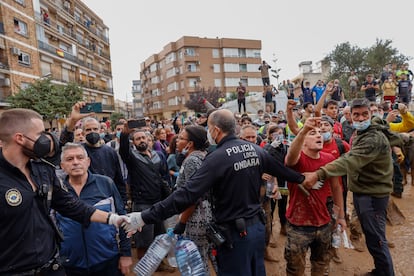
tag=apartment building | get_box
[131,79,143,118]
[0,0,114,119]
[140,36,263,120]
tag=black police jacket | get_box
[142,134,304,224]
[0,152,96,274]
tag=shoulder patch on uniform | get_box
[5,188,22,206]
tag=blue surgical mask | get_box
[116,131,121,139]
[353,119,371,131]
[322,132,332,142]
[99,133,105,139]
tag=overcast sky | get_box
[82,0,414,101]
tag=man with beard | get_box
[60,103,127,205]
[0,108,127,275]
[118,123,172,272]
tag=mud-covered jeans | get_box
[284,222,331,276]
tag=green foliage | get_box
[8,78,83,124]
[271,54,282,86]
[185,87,223,112]
[110,112,125,130]
[326,39,411,100]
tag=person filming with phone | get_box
[60,102,127,205]
[118,120,174,272]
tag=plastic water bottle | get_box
[332,225,342,248]
[266,181,275,197]
[133,228,176,275]
[175,238,206,276]
[167,236,178,268]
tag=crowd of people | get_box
[1,62,413,276]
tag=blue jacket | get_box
[56,173,131,269]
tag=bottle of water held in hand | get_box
[332,225,342,248]
[175,237,206,276]
[266,181,275,198]
[134,228,176,276]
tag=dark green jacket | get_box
[317,123,394,196]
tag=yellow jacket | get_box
[381,81,397,96]
[389,111,414,132]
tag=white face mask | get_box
[322,132,332,142]
[353,119,371,131]
[207,128,217,145]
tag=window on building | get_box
[86,58,92,69]
[188,78,198,88]
[225,78,243,87]
[14,19,28,36]
[166,52,176,64]
[40,61,51,76]
[20,82,30,89]
[184,48,195,56]
[212,49,220,58]
[151,76,160,84]
[36,24,46,42]
[223,48,238,57]
[213,64,220,73]
[247,49,261,58]
[18,51,30,65]
[239,64,247,72]
[238,48,246,58]
[247,64,259,72]
[57,24,65,35]
[187,63,197,72]
[150,63,158,72]
[224,63,239,72]
[62,67,69,82]
[248,78,263,86]
[214,79,222,87]
[74,11,81,22]
[240,77,248,86]
[167,82,178,92]
[153,101,161,109]
[15,0,24,5]
[76,32,83,44]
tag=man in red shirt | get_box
[320,116,350,264]
[284,117,346,275]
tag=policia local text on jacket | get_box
[142,134,305,225]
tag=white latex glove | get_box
[123,212,145,238]
[271,139,281,148]
[312,181,324,190]
[108,214,130,228]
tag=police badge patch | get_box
[5,189,22,206]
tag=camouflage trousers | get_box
[284,222,331,276]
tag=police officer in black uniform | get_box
[0,108,126,275]
[124,109,306,276]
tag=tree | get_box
[8,78,83,127]
[185,87,223,112]
[110,112,125,130]
[325,39,411,100]
[271,53,282,86]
